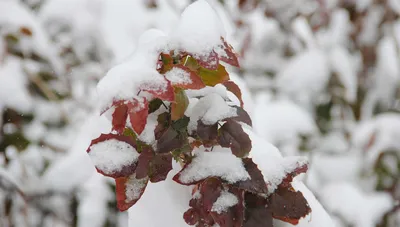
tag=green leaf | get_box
[198,63,229,86]
[171,88,189,121]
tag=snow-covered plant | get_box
[86,1,312,226]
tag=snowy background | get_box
[0,0,399,227]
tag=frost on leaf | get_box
[165,65,205,89]
[218,119,252,157]
[173,146,250,185]
[194,50,219,70]
[87,134,139,178]
[115,174,149,211]
[217,37,240,67]
[127,98,149,135]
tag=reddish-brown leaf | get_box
[193,50,219,70]
[278,162,308,189]
[223,81,244,107]
[135,147,154,179]
[149,153,173,182]
[183,208,199,225]
[210,187,245,227]
[268,187,311,225]
[234,158,268,194]
[156,127,186,153]
[228,106,252,126]
[19,26,33,36]
[219,37,240,67]
[127,99,149,135]
[218,119,252,157]
[167,65,206,90]
[243,192,273,227]
[115,174,149,211]
[200,177,223,212]
[112,104,128,134]
[87,133,138,178]
[196,120,218,146]
[171,88,189,121]
[140,79,175,102]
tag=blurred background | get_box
[0,0,399,226]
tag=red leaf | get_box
[149,153,173,182]
[193,50,219,70]
[115,174,149,211]
[228,106,252,127]
[87,134,138,178]
[183,208,199,225]
[135,147,154,179]
[139,78,175,102]
[210,187,245,227]
[268,187,311,225]
[219,37,240,67]
[166,65,205,90]
[200,177,223,212]
[218,119,252,157]
[234,158,268,194]
[223,81,244,107]
[243,193,273,227]
[112,104,128,134]
[127,99,149,135]
[278,162,308,189]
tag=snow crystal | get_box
[165,67,192,85]
[187,93,237,132]
[125,175,148,201]
[171,0,225,55]
[211,190,238,214]
[88,139,139,175]
[177,146,250,184]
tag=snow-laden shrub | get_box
[86,1,314,226]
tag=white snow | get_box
[275,49,330,105]
[320,183,393,227]
[165,67,192,85]
[88,139,139,175]
[96,30,169,112]
[171,0,226,56]
[0,57,33,113]
[177,146,250,184]
[211,190,238,214]
[187,93,237,132]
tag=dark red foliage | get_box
[218,119,252,157]
[223,81,244,107]
[87,34,312,226]
[234,158,268,194]
[269,187,311,225]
